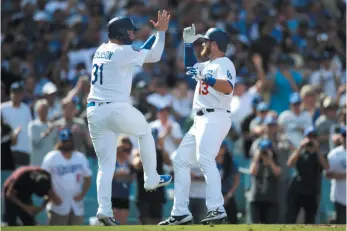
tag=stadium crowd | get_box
[1,0,346,226]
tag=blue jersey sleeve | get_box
[184,43,197,68]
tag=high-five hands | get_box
[183,24,204,43]
[150,10,171,31]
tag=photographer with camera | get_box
[249,139,281,224]
[286,126,329,224]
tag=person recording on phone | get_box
[249,139,281,224]
[286,126,329,224]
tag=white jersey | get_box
[327,145,346,205]
[192,57,236,111]
[41,150,92,216]
[88,43,149,103]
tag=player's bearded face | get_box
[201,40,212,57]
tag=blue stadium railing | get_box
[1,155,334,225]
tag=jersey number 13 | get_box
[92,64,104,85]
[198,81,209,95]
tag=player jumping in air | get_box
[87,11,172,226]
[159,24,236,225]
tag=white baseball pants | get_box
[87,102,160,217]
[171,110,231,216]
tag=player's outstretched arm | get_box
[142,10,170,63]
[183,24,202,67]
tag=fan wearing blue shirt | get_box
[268,54,303,114]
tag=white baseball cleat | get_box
[158,214,193,225]
[145,175,172,191]
[96,214,120,226]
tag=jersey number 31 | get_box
[92,64,104,85]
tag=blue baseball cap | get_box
[10,81,24,92]
[264,116,277,125]
[258,139,272,151]
[304,126,317,137]
[59,129,73,141]
[257,102,269,112]
[289,92,301,104]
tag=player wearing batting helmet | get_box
[107,16,139,45]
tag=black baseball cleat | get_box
[158,214,193,225]
[201,208,227,225]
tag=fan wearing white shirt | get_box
[41,129,92,225]
[326,127,346,224]
[1,82,32,166]
[150,106,183,158]
[278,92,312,148]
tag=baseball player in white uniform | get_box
[86,12,172,226]
[159,25,236,225]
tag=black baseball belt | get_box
[196,108,231,116]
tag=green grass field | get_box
[2,225,346,231]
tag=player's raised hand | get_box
[150,10,171,31]
[183,24,204,43]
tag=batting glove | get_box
[186,67,216,87]
[186,67,203,81]
[183,24,204,44]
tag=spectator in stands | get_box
[28,99,57,166]
[278,92,312,148]
[52,97,92,155]
[300,85,320,124]
[216,141,240,224]
[189,163,206,224]
[1,114,20,170]
[251,116,294,223]
[326,126,346,224]
[41,82,62,121]
[249,139,281,224]
[267,55,303,114]
[41,129,92,226]
[150,105,183,158]
[1,82,32,166]
[132,128,171,224]
[286,126,329,224]
[241,94,263,158]
[3,166,61,226]
[171,80,193,127]
[309,51,342,100]
[249,102,269,138]
[111,136,134,224]
[230,77,260,133]
[330,107,346,149]
[315,97,339,156]
[146,78,173,109]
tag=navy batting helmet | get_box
[201,28,230,52]
[107,16,138,45]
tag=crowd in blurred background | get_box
[1,0,346,226]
